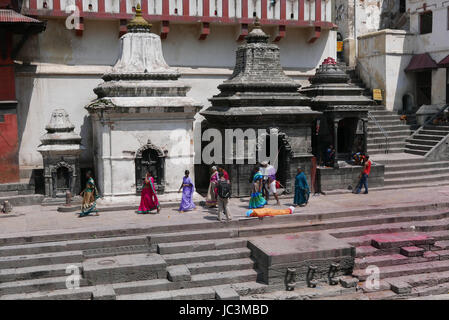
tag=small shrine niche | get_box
[37,109,83,204]
[135,140,167,194]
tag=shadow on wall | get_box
[80,114,93,168]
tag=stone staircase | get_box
[367,107,412,155]
[2,200,449,299]
[405,124,449,156]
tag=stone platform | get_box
[248,232,355,285]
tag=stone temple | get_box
[200,19,321,196]
[85,6,202,197]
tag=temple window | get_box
[420,11,432,35]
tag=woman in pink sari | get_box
[138,171,160,214]
[205,166,219,208]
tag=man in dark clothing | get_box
[217,172,232,222]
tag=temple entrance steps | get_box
[370,153,449,190]
[367,107,412,155]
[2,202,449,299]
[404,124,449,156]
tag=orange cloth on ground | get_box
[248,207,292,217]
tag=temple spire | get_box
[127,3,152,33]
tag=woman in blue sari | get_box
[294,167,310,207]
[249,167,267,209]
[178,170,196,213]
[79,171,100,217]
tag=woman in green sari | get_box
[294,167,310,207]
[79,171,100,217]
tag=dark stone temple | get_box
[200,20,321,196]
[37,109,83,204]
[300,58,384,192]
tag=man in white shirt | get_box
[260,161,281,206]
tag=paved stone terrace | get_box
[1,186,449,237]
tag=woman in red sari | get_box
[138,171,160,214]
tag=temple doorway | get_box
[135,141,166,194]
[336,118,358,158]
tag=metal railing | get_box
[368,111,390,154]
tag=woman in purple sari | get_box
[178,170,196,213]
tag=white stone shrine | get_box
[86,5,201,197]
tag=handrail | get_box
[368,111,390,154]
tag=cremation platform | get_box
[248,232,355,285]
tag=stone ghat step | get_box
[384,160,449,172]
[0,250,83,269]
[354,251,440,270]
[157,238,247,255]
[326,209,449,237]
[0,235,149,257]
[2,201,449,249]
[384,173,449,186]
[353,259,449,281]
[0,287,95,300]
[408,283,449,298]
[240,282,357,300]
[0,263,83,282]
[370,180,449,193]
[113,269,258,297]
[384,269,449,289]
[385,167,449,179]
[434,240,449,250]
[186,258,255,275]
[116,270,258,300]
[341,230,449,247]
[149,229,238,244]
[161,248,251,265]
[0,276,88,296]
[408,293,449,300]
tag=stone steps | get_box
[0,286,95,300]
[353,259,449,281]
[405,143,432,152]
[0,276,88,296]
[413,134,443,141]
[404,149,427,156]
[0,235,149,257]
[384,173,449,186]
[384,160,449,172]
[157,238,247,254]
[186,258,255,275]
[369,148,405,155]
[385,167,449,179]
[0,263,83,282]
[406,138,439,146]
[367,142,406,150]
[354,251,440,270]
[0,251,83,269]
[116,269,258,300]
[149,229,237,244]
[161,248,251,265]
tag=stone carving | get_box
[37,109,83,203]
